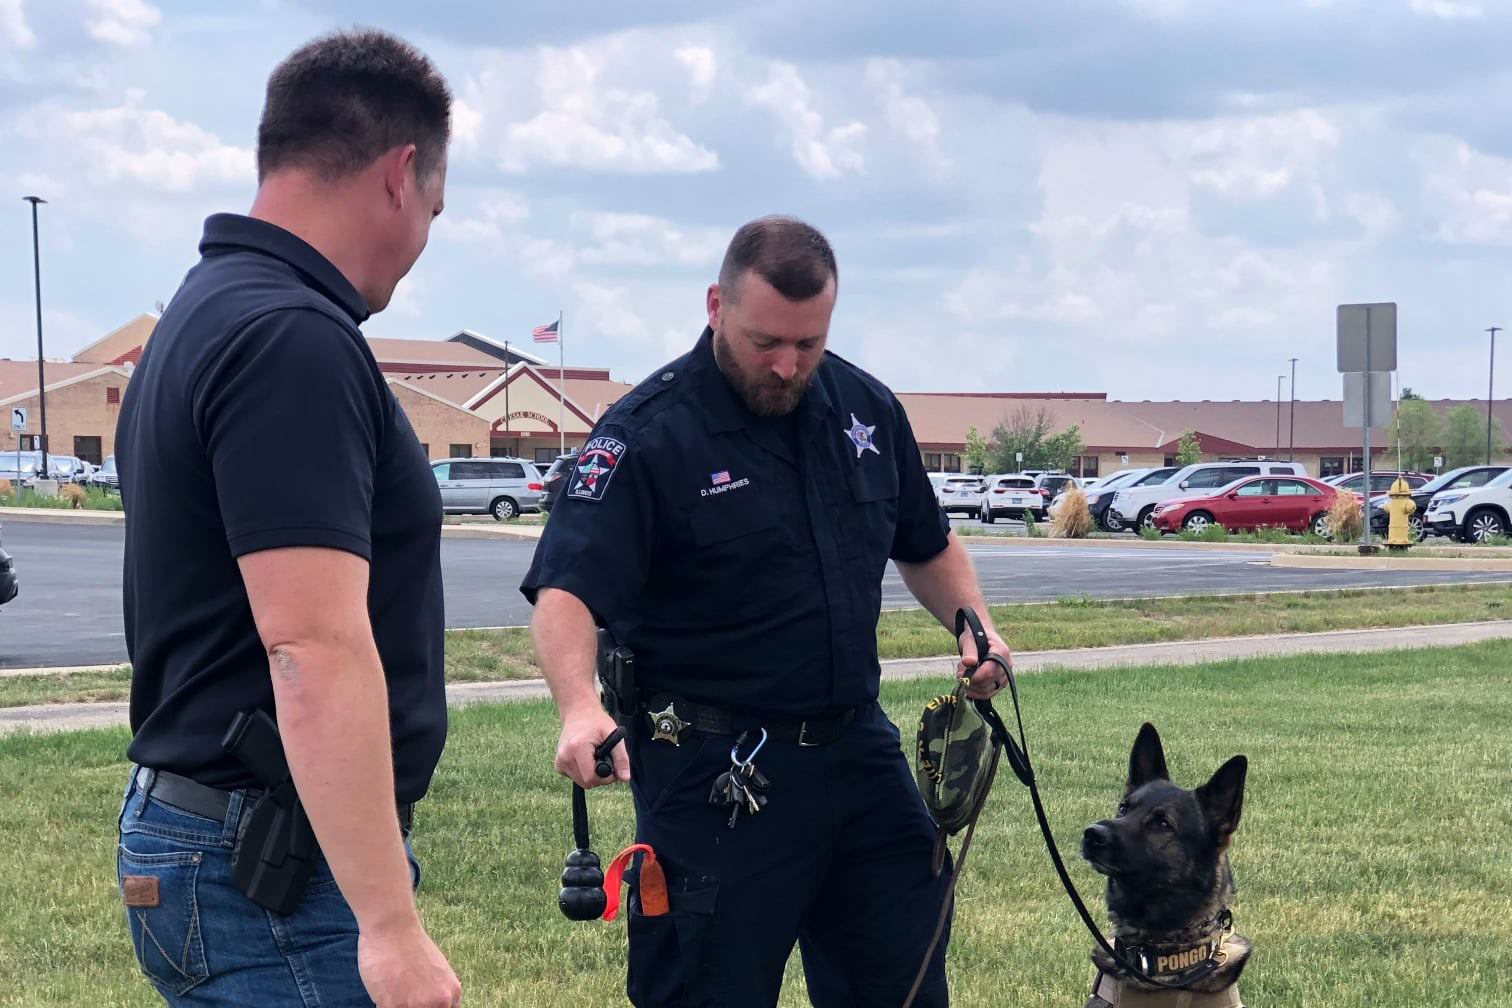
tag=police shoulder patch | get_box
[568,435,628,503]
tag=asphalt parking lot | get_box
[2,518,1508,669]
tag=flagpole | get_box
[557,310,565,456]
[503,338,511,456]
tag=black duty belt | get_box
[640,693,857,747]
[141,768,416,834]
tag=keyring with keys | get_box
[710,728,772,828]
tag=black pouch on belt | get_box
[222,709,319,916]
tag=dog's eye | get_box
[1150,812,1173,831]
[1116,802,1129,816]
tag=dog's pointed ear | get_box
[1125,722,1170,795]
[1196,755,1247,850]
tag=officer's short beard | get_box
[713,329,813,417]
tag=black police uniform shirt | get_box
[117,214,447,803]
[520,327,950,719]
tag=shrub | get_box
[60,484,86,509]
[1139,525,1162,540]
[1023,514,1042,538]
[1050,486,1093,539]
[1328,492,1363,544]
[0,478,12,500]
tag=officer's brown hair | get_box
[257,29,451,185]
[718,216,838,303]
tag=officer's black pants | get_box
[624,701,951,1007]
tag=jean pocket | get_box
[627,881,719,1007]
[117,843,209,997]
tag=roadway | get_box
[2,518,1506,669]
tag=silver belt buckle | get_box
[798,721,816,747]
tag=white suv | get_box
[936,474,986,516]
[1423,470,1512,543]
[1110,460,1307,530]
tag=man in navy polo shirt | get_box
[114,30,460,1007]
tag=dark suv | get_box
[1367,465,1508,541]
[539,453,578,513]
[0,521,18,609]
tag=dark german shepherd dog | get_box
[1079,724,1251,1007]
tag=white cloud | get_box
[1409,0,1482,19]
[1179,110,1340,200]
[386,275,427,319]
[499,47,718,174]
[451,97,482,151]
[866,60,950,177]
[675,45,716,100]
[435,191,531,244]
[1427,142,1512,245]
[87,0,163,48]
[572,212,725,267]
[747,62,867,180]
[0,0,34,49]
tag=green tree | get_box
[1394,398,1441,473]
[988,406,1053,473]
[1400,387,1423,401]
[1442,404,1505,468]
[1175,430,1202,466]
[1042,424,1084,472]
[962,426,989,476]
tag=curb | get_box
[1273,553,1512,573]
[954,533,1286,553]
[0,507,124,526]
[8,620,1512,736]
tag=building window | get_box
[449,443,473,458]
[923,452,942,471]
[105,386,121,405]
[74,436,102,466]
[1320,456,1344,478]
[1070,455,1100,478]
[535,448,559,465]
[418,443,429,459]
[943,453,962,472]
[1164,454,1178,467]
[1348,455,1365,473]
[19,435,47,452]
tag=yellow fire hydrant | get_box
[1384,477,1417,551]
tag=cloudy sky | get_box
[1,0,1509,402]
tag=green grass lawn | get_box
[2,642,1509,1006]
[6,583,1512,709]
[0,486,123,511]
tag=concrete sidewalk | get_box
[4,619,1509,736]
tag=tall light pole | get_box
[1275,376,1284,457]
[1288,357,1298,462]
[1489,326,1502,466]
[23,196,48,481]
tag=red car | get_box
[1151,476,1341,536]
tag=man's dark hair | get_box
[718,216,838,302]
[257,29,451,185]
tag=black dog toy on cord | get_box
[558,728,626,921]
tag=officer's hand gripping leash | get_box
[558,728,626,921]
[902,608,1202,1008]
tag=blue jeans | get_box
[116,767,420,1006]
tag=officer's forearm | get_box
[896,532,998,636]
[271,637,418,937]
[532,587,602,722]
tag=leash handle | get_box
[570,727,628,854]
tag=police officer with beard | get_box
[522,216,1011,1007]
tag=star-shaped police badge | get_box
[844,413,880,458]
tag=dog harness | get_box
[1090,971,1243,1007]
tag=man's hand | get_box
[956,625,1013,701]
[556,708,630,789]
[358,921,461,1007]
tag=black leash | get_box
[902,610,1203,1007]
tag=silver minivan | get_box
[431,457,544,521]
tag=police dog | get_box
[1078,723,1251,1007]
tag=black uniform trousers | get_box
[623,702,951,1007]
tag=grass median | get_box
[5,582,1512,709]
[2,641,1509,1006]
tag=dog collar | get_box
[1113,908,1234,987]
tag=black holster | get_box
[596,628,637,726]
[222,710,318,916]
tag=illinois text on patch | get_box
[569,436,628,502]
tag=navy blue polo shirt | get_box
[117,214,447,803]
[520,327,949,719]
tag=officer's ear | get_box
[706,283,723,330]
[380,144,419,210]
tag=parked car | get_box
[0,520,16,609]
[1330,470,1430,500]
[0,450,41,486]
[91,455,119,490]
[1367,465,1509,541]
[936,474,986,516]
[1110,460,1307,531]
[431,457,545,520]
[1057,467,1178,532]
[977,474,1041,523]
[1151,475,1341,536]
[1033,473,1077,514]
[538,452,577,513]
[1423,468,1512,543]
[45,455,86,484]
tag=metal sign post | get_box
[1338,303,1398,554]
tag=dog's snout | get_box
[1083,822,1113,850]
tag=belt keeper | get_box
[601,843,668,921]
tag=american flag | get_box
[531,320,559,343]
[711,470,731,486]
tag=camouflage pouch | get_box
[915,679,996,836]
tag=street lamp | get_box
[1489,326,1502,466]
[1288,357,1298,462]
[23,196,48,481]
